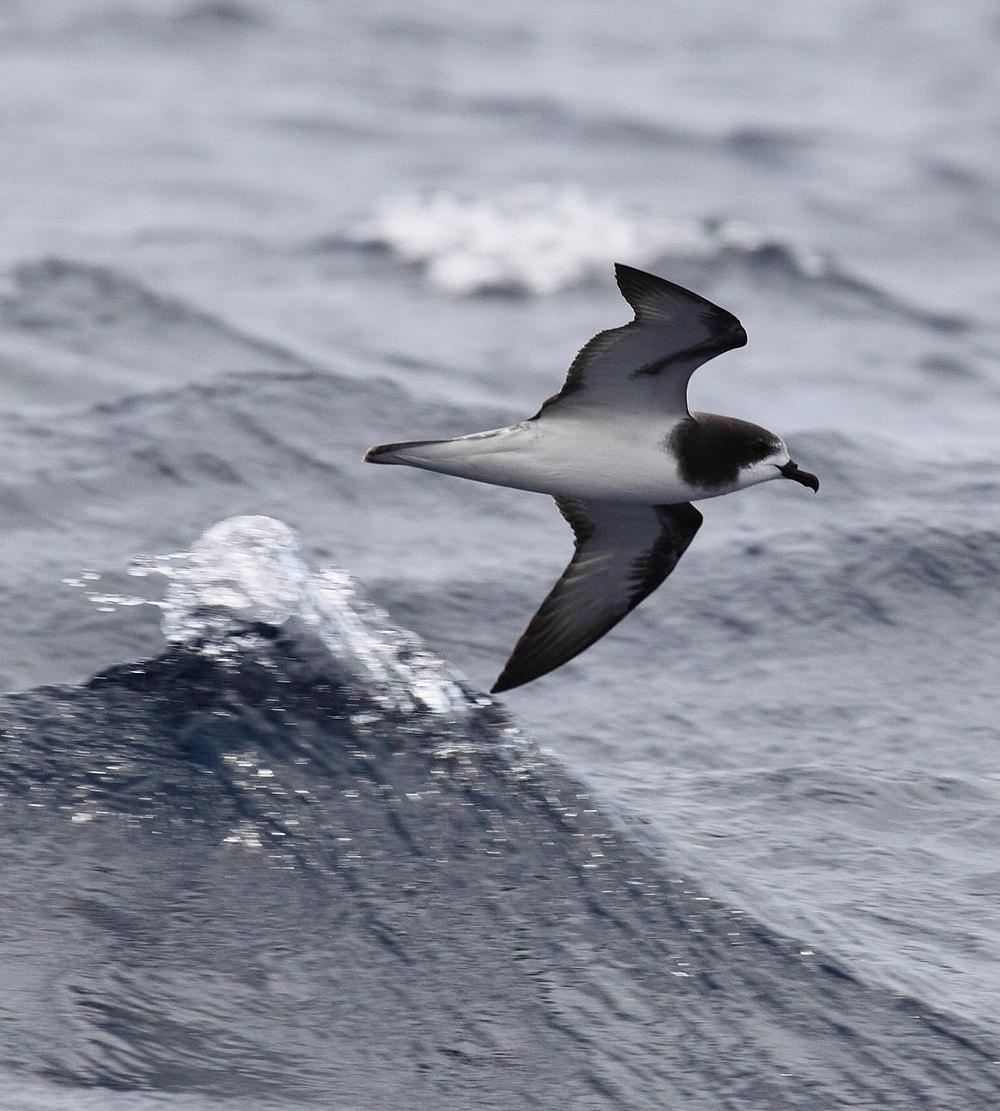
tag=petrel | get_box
[366,263,818,693]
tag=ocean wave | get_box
[154,515,480,719]
[680,516,1000,646]
[170,0,262,29]
[0,1,265,43]
[1,516,997,1105]
[414,87,812,163]
[673,763,999,810]
[349,186,821,296]
[350,187,969,331]
[455,93,697,149]
[0,257,318,376]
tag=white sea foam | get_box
[353,186,827,295]
[110,516,477,718]
[167,516,475,716]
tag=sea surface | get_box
[1,1,999,1106]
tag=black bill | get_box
[778,460,819,492]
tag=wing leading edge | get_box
[491,497,703,693]
[534,263,747,420]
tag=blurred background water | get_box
[1,1,999,1104]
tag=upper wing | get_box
[534,263,746,420]
[491,497,703,693]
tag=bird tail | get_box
[363,438,448,466]
[365,425,520,482]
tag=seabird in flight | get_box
[365,263,818,693]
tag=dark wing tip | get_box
[612,262,746,342]
[613,261,654,291]
[613,262,662,316]
[488,650,567,696]
[364,437,442,463]
[490,645,560,694]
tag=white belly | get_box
[394,419,704,503]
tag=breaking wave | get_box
[151,515,479,718]
[350,186,827,295]
[349,187,969,330]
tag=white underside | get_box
[383,417,770,503]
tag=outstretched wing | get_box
[491,498,703,693]
[534,263,746,420]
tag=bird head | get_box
[740,431,819,492]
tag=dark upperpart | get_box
[670,413,782,489]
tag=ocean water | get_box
[1,1,999,1105]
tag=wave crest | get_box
[142,516,480,719]
[351,186,827,296]
[350,188,968,331]
[1,257,316,373]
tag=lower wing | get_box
[492,498,703,693]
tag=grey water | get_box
[1,1,999,1105]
